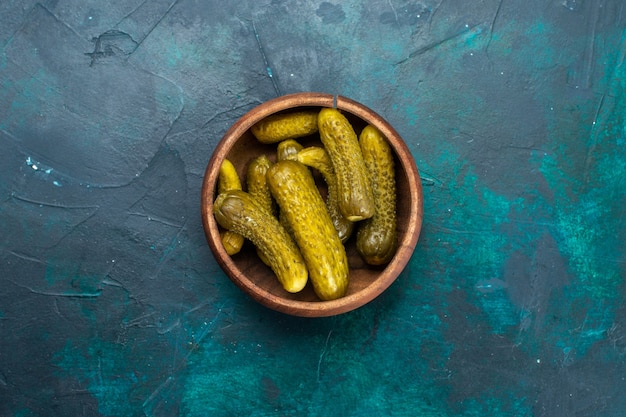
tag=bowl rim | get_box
[201,92,423,317]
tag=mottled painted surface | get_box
[1,0,625,416]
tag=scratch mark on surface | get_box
[428,0,447,28]
[114,0,150,28]
[10,193,100,210]
[485,0,504,54]
[503,144,552,154]
[250,19,281,96]
[421,177,436,186]
[44,209,100,251]
[317,330,333,383]
[161,102,257,146]
[387,0,399,25]
[143,305,226,414]
[0,127,19,142]
[122,312,157,329]
[9,251,45,265]
[395,23,481,65]
[142,376,174,411]
[52,298,82,325]
[185,300,210,314]
[55,389,93,399]
[582,0,601,89]
[583,93,606,184]
[8,194,101,248]
[7,279,102,298]
[53,298,64,319]
[35,3,84,41]
[1,2,44,49]
[153,219,188,277]
[129,0,182,56]
[96,354,104,388]
[101,277,124,288]
[201,101,262,129]
[147,71,186,127]
[186,304,224,355]
[418,170,446,187]
[607,323,626,352]
[425,221,498,235]
[128,212,184,228]
[157,319,181,335]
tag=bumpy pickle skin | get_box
[251,111,319,144]
[246,154,276,265]
[317,108,375,221]
[218,159,242,193]
[246,154,275,216]
[218,159,245,255]
[291,146,354,243]
[356,125,398,265]
[267,160,349,301]
[275,140,305,237]
[213,190,308,293]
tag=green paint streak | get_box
[155,21,242,72]
[447,169,512,275]
[11,409,38,417]
[182,305,452,416]
[506,24,626,363]
[538,44,626,301]
[54,340,137,417]
[43,260,103,298]
[167,42,183,68]
[397,12,625,411]
[492,18,581,73]
[553,201,622,300]
[0,50,7,71]
[416,140,520,335]
[462,391,532,417]
[1,68,58,128]
[159,233,180,263]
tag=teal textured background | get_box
[1,0,625,416]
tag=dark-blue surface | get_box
[1,1,625,416]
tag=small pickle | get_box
[277,139,304,161]
[251,111,319,144]
[267,160,349,301]
[218,159,242,193]
[218,159,244,255]
[318,108,375,221]
[356,125,398,265]
[213,190,308,293]
[246,154,275,216]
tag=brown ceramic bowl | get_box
[201,92,423,317]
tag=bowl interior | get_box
[201,93,422,317]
